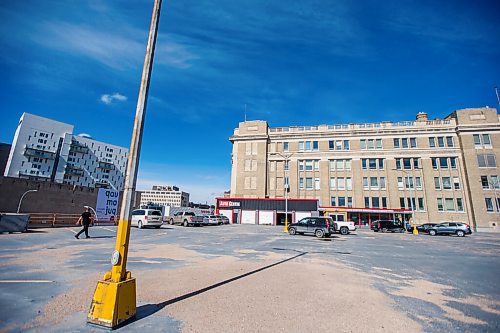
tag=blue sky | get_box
[1,0,499,203]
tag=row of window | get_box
[280,133,492,153]
[434,177,461,190]
[481,175,500,189]
[437,198,464,212]
[485,198,500,212]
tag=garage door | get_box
[241,210,256,224]
[219,210,232,224]
[294,211,312,223]
[258,211,274,225]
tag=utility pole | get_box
[87,0,162,328]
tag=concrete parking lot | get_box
[0,224,499,332]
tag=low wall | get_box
[0,176,140,215]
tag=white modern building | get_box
[139,185,190,208]
[4,113,129,190]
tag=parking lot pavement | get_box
[0,225,499,332]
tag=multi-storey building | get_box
[4,113,128,190]
[229,107,500,232]
[139,185,190,208]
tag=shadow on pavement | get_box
[133,251,308,323]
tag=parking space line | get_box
[99,226,116,233]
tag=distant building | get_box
[229,107,500,232]
[0,143,11,176]
[4,113,128,190]
[139,185,190,208]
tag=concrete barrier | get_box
[0,213,30,233]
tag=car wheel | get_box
[340,227,349,235]
[289,228,296,235]
[138,221,143,229]
[169,219,174,225]
[315,229,325,238]
[155,225,161,229]
[456,230,465,237]
[429,230,437,236]
[183,220,189,227]
[381,228,387,233]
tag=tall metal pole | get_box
[112,0,162,283]
[88,1,162,328]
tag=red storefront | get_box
[319,206,412,229]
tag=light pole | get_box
[276,152,293,233]
[88,0,162,328]
[17,190,37,213]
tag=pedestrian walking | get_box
[75,207,93,239]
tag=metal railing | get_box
[27,213,117,228]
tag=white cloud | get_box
[100,93,127,105]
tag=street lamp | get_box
[276,152,293,233]
[17,190,37,213]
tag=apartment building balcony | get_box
[69,141,89,154]
[95,179,111,188]
[23,146,56,159]
[64,165,84,176]
[98,160,114,170]
[18,170,51,181]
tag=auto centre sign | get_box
[96,188,120,220]
[218,200,241,208]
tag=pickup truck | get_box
[332,221,356,235]
[168,211,204,227]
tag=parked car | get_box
[288,217,332,238]
[371,220,405,233]
[169,211,204,227]
[216,215,230,225]
[406,223,438,233]
[203,215,220,226]
[332,220,356,235]
[428,222,472,237]
[131,209,163,229]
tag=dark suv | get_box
[371,220,405,233]
[428,222,472,237]
[288,217,332,238]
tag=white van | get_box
[131,209,163,229]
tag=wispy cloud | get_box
[100,93,127,105]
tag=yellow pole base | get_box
[284,219,288,233]
[412,226,419,235]
[87,276,136,329]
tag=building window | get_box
[362,158,384,170]
[400,197,406,209]
[485,198,494,212]
[446,136,454,147]
[360,138,383,150]
[418,198,425,211]
[338,197,346,206]
[429,137,436,148]
[453,177,460,190]
[330,159,351,171]
[372,197,380,208]
[456,198,464,212]
[305,177,313,189]
[445,198,455,211]
[393,138,400,148]
[283,142,289,152]
[331,196,336,206]
[477,154,496,168]
[347,197,353,207]
[437,198,443,211]
[474,134,491,147]
[364,197,370,208]
[382,197,387,208]
[442,177,452,190]
[394,137,417,149]
[434,177,441,190]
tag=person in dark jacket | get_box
[75,207,93,239]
